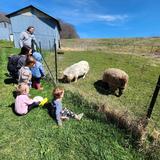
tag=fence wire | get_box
[41,39,160,128]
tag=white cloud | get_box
[57,10,129,26]
[48,1,129,26]
[93,14,128,22]
[72,0,89,6]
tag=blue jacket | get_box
[31,52,45,78]
[51,99,62,125]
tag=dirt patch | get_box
[61,47,85,51]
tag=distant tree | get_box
[59,19,79,39]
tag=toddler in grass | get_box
[31,52,45,90]
[51,87,84,126]
[18,56,35,87]
[15,83,47,115]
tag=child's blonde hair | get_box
[16,83,29,95]
[53,87,64,99]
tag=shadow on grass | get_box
[4,78,17,84]
[12,91,17,99]
[84,111,107,124]
[94,80,113,95]
[58,75,85,84]
[94,80,122,97]
[64,91,107,122]
[8,102,52,117]
[64,90,149,145]
[4,73,18,84]
[43,102,57,123]
[8,102,21,116]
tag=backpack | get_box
[7,55,21,79]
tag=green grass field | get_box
[47,50,160,128]
[0,40,160,159]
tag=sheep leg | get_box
[118,88,124,96]
[82,74,86,79]
[61,75,65,82]
[74,76,78,83]
[110,85,117,95]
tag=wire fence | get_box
[61,39,160,57]
[41,39,160,129]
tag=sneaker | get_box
[58,121,62,127]
[39,98,48,106]
[76,113,84,120]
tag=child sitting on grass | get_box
[51,87,84,126]
[15,83,47,115]
[18,56,36,87]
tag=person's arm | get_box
[17,56,26,69]
[24,95,35,105]
[53,101,62,126]
[39,64,45,77]
[32,35,37,43]
[31,35,38,50]
[19,32,25,48]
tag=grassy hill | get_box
[0,39,160,159]
[61,38,160,58]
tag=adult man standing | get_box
[19,26,37,50]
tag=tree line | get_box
[59,19,79,39]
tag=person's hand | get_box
[61,116,69,121]
[41,75,46,79]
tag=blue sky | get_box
[0,0,160,38]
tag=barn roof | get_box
[6,5,61,31]
[0,13,10,23]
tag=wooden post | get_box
[39,41,56,85]
[146,75,160,118]
[54,39,58,83]
[150,46,154,54]
[49,40,52,53]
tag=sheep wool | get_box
[102,68,128,96]
[63,61,89,82]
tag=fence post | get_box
[54,39,58,83]
[49,40,52,53]
[39,41,56,85]
[146,75,160,118]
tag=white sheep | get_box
[62,61,89,82]
[102,68,128,96]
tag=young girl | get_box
[15,83,40,115]
[51,87,84,126]
[31,52,45,90]
[18,56,35,87]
